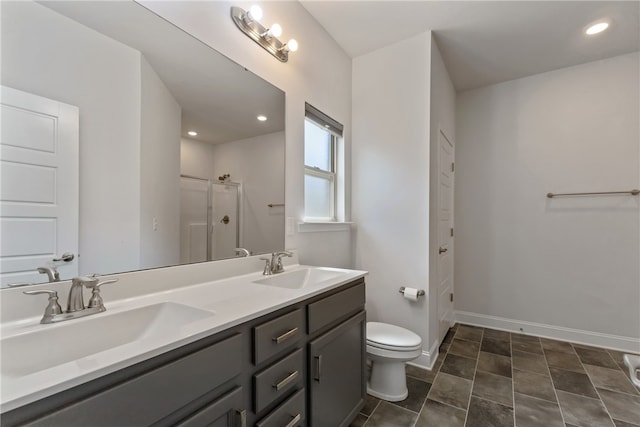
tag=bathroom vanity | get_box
[0,260,367,427]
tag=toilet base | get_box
[366,359,409,402]
[366,383,408,402]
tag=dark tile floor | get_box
[350,323,640,427]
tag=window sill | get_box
[298,221,354,233]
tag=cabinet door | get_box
[174,386,245,427]
[19,334,243,427]
[308,311,366,427]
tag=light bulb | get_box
[287,39,298,52]
[248,5,263,22]
[257,115,267,122]
[585,21,609,35]
[188,131,198,137]
[270,23,282,38]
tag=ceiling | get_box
[42,1,285,144]
[299,1,640,91]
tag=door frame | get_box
[436,127,455,343]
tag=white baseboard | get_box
[455,310,640,353]
[408,340,440,371]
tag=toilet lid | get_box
[367,322,422,349]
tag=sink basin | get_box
[1,302,214,378]
[253,267,346,289]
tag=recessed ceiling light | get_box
[585,21,610,36]
[188,131,198,136]
[257,115,267,122]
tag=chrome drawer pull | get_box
[273,370,299,391]
[314,355,322,382]
[236,409,247,427]
[272,327,299,344]
[285,413,302,427]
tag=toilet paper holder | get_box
[399,287,425,298]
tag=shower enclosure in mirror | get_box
[0,0,285,287]
[179,176,241,263]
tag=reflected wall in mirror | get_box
[0,0,285,288]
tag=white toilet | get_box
[366,322,422,401]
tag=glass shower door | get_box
[210,182,240,260]
[179,177,210,264]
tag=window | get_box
[304,103,343,221]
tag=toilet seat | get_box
[367,322,422,351]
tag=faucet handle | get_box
[85,278,119,289]
[85,279,118,309]
[259,257,272,275]
[23,290,63,319]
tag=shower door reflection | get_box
[179,176,240,263]
[211,182,240,260]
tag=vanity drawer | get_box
[175,386,244,427]
[22,333,243,427]
[254,348,304,413]
[253,309,304,365]
[307,281,365,334]
[256,388,306,427]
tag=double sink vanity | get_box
[0,254,367,426]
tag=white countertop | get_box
[0,263,367,413]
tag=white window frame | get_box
[304,125,337,221]
[303,103,343,222]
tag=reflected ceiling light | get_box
[231,5,299,62]
[257,115,267,122]
[188,131,198,136]
[585,20,610,35]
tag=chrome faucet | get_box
[270,251,293,274]
[67,276,97,312]
[24,275,118,324]
[260,251,293,275]
[235,247,251,257]
[37,266,60,282]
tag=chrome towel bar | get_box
[547,189,639,198]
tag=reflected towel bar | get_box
[547,189,640,198]
[268,203,285,207]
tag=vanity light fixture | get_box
[257,115,267,122]
[187,131,198,137]
[231,5,298,62]
[585,20,610,35]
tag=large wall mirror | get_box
[0,1,285,287]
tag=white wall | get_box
[180,132,286,256]
[180,138,216,181]
[1,1,142,275]
[139,1,353,267]
[352,33,433,367]
[455,52,640,351]
[428,39,456,356]
[140,57,182,269]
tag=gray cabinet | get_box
[4,279,366,427]
[16,333,245,427]
[308,311,366,427]
[175,386,245,427]
[255,389,305,427]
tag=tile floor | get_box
[350,323,640,427]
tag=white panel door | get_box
[0,86,79,286]
[437,130,455,343]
